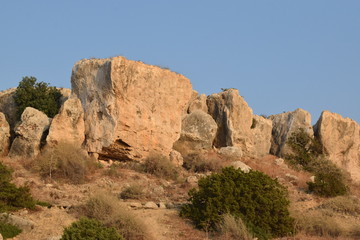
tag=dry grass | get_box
[140,153,180,181]
[78,192,153,240]
[317,195,360,216]
[183,152,225,173]
[216,214,253,240]
[119,184,144,200]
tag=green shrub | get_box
[0,162,36,213]
[60,217,123,240]
[0,221,22,239]
[180,167,294,240]
[14,76,62,118]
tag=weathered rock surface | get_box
[46,97,85,147]
[0,88,17,131]
[269,108,313,157]
[173,110,217,153]
[229,161,251,173]
[250,115,272,157]
[188,91,208,113]
[314,110,360,182]
[0,213,35,231]
[169,150,183,167]
[9,107,50,158]
[207,89,254,154]
[71,56,192,161]
[0,112,10,156]
[218,146,243,158]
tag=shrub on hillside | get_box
[141,153,180,181]
[183,153,224,173]
[60,217,123,240]
[0,162,36,213]
[0,221,22,239]
[14,76,62,118]
[180,167,294,240]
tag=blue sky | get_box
[1,1,359,124]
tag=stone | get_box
[275,158,284,166]
[46,97,85,147]
[158,202,167,209]
[0,213,35,231]
[0,112,10,156]
[128,202,142,208]
[269,108,313,157]
[0,233,2,240]
[173,110,217,153]
[144,201,158,209]
[169,150,183,167]
[186,175,198,184]
[285,173,298,181]
[250,115,272,157]
[9,107,50,158]
[218,146,243,158]
[229,161,251,173]
[0,88,17,131]
[71,56,192,161]
[207,89,254,155]
[314,110,360,182]
[188,91,208,113]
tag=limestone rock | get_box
[229,161,251,173]
[144,201,158,209]
[0,112,10,156]
[218,146,243,158]
[314,110,360,182]
[173,110,217,153]
[0,88,17,131]
[207,89,254,154]
[250,115,272,157]
[9,107,50,158]
[0,233,2,240]
[188,91,208,113]
[269,108,313,157]
[46,97,85,147]
[0,213,35,231]
[169,150,183,167]
[71,56,192,161]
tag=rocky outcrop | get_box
[9,107,50,158]
[0,112,10,156]
[169,150,183,167]
[71,56,192,161]
[314,110,360,182]
[269,108,313,157]
[0,88,17,131]
[46,97,85,147]
[218,146,243,158]
[173,110,217,153]
[188,91,208,113]
[250,115,272,157]
[207,89,254,154]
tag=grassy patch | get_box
[0,221,22,239]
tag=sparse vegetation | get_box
[140,153,180,181]
[33,143,98,184]
[217,214,253,240]
[183,153,224,173]
[60,217,123,240]
[14,76,62,118]
[0,221,22,239]
[119,184,144,200]
[180,167,294,240]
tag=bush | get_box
[0,162,36,213]
[180,167,294,240]
[183,154,224,173]
[119,185,144,200]
[0,221,22,239]
[14,76,62,118]
[61,217,123,240]
[141,153,180,180]
[34,143,97,184]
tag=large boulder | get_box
[250,115,272,157]
[269,108,313,157]
[9,107,50,158]
[46,97,85,147]
[71,56,193,161]
[207,89,254,154]
[314,110,360,182]
[0,112,10,156]
[173,110,217,153]
[0,88,17,131]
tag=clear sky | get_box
[1,1,359,124]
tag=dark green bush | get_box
[14,76,62,118]
[0,221,22,239]
[0,162,36,212]
[60,217,123,240]
[180,167,294,240]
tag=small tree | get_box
[14,76,62,118]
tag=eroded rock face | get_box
[269,108,313,157]
[9,107,50,158]
[207,89,254,154]
[250,115,272,157]
[71,56,192,161]
[188,91,208,113]
[0,112,10,156]
[314,111,360,182]
[0,88,17,131]
[173,110,217,153]
[46,97,85,147]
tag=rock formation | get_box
[173,110,217,153]
[314,110,360,182]
[0,112,10,156]
[9,107,50,158]
[269,108,313,157]
[187,91,208,113]
[0,88,17,131]
[46,97,85,147]
[71,56,192,161]
[207,89,254,154]
[250,115,272,157]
